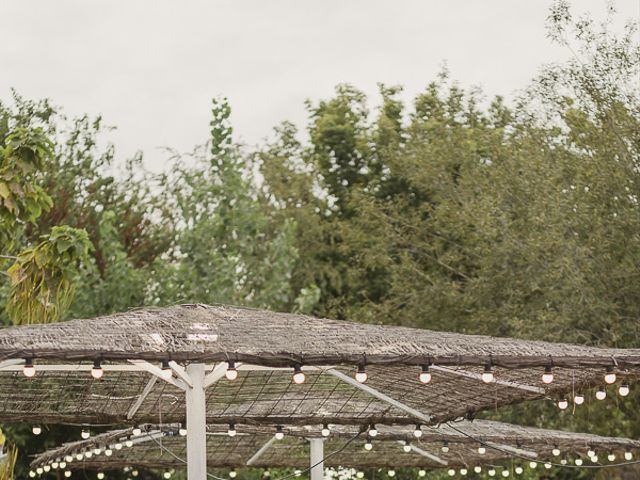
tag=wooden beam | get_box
[246,436,278,466]
[127,376,158,420]
[129,360,187,391]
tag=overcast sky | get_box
[2,1,638,171]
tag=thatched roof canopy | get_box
[31,420,640,470]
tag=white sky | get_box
[2,1,639,171]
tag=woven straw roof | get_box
[31,420,640,470]
[0,304,639,426]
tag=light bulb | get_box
[98,473,105,480]
[558,398,568,410]
[132,427,142,436]
[94,447,102,455]
[403,442,411,453]
[502,470,509,477]
[179,427,187,436]
[413,425,423,438]
[355,365,368,383]
[482,365,494,383]
[574,394,585,405]
[418,470,426,477]
[163,472,171,479]
[125,439,133,448]
[115,442,123,450]
[105,449,113,457]
[228,424,237,437]
[607,453,615,462]
[587,449,596,458]
[488,468,496,477]
[368,425,378,437]
[36,467,43,475]
[514,466,523,475]
[478,446,486,455]
[32,425,42,435]
[60,462,67,469]
[52,462,59,469]
[29,471,36,478]
[460,468,467,476]
[85,451,93,458]
[225,361,238,381]
[321,424,330,437]
[419,365,432,384]
[44,465,51,472]
[160,360,173,380]
[229,470,237,479]
[441,441,449,453]
[364,440,373,451]
[542,366,553,384]
[447,469,455,477]
[625,451,633,461]
[561,459,568,465]
[552,447,560,456]
[81,429,90,439]
[596,388,607,400]
[544,463,551,469]
[591,455,598,463]
[91,359,104,379]
[23,358,36,377]
[292,364,305,384]
[275,426,284,440]
[529,462,537,469]
[604,367,616,385]
[619,384,630,397]
[75,453,83,461]
[132,471,139,477]
[65,455,73,463]
[474,466,482,473]
[65,471,72,478]
[575,458,583,466]
[294,471,301,477]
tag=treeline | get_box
[1,3,639,479]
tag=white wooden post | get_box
[309,438,324,480]
[186,364,207,480]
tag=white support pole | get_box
[309,438,324,480]
[186,364,207,480]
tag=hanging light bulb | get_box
[607,452,616,462]
[163,472,172,479]
[105,448,113,457]
[543,463,551,469]
[552,447,561,456]
[488,468,496,477]
[413,425,423,438]
[561,459,568,465]
[403,441,411,453]
[481,364,494,383]
[65,471,72,478]
[225,361,238,381]
[419,364,432,384]
[321,424,330,437]
[75,453,83,461]
[619,384,630,397]
[132,470,139,477]
[542,365,554,384]
[97,473,105,480]
[418,470,426,477]
[52,461,59,469]
[441,441,449,453]
[447,469,455,477]
[528,462,537,469]
[81,429,90,439]
[132,427,142,436]
[574,393,585,405]
[591,455,599,463]
[275,426,284,440]
[604,366,616,385]
[557,398,569,410]
[596,387,607,400]
[160,360,173,380]
[23,358,36,377]
[32,425,42,435]
[229,470,237,479]
[93,446,102,455]
[474,466,482,474]
[625,450,633,461]
[501,470,509,477]
[91,359,104,379]
[60,462,67,469]
[228,423,237,437]
[292,364,305,384]
[355,365,368,383]
[460,468,467,476]
[44,465,51,473]
[514,466,523,475]
[587,448,596,458]
[179,425,187,436]
[29,471,36,478]
[85,450,93,459]
[115,442,123,450]
[364,437,373,451]
[388,470,396,478]
[125,438,134,448]
[65,455,73,463]
[575,458,583,466]
[478,446,486,455]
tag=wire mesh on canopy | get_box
[31,421,640,471]
[0,304,638,427]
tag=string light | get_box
[225,361,238,381]
[413,425,423,438]
[403,441,412,453]
[52,461,59,469]
[60,462,67,469]
[132,470,139,477]
[91,359,104,379]
[561,459,568,465]
[85,450,93,458]
[275,426,284,440]
[179,425,187,436]
[36,467,43,475]
[93,446,102,455]
[321,424,330,437]
[44,465,51,472]
[418,470,426,477]
[65,455,73,463]
[32,425,42,435]
[419,364,432,384]
[478,446,486,455]
[357,472,365,479]
[575,458,583,466]
[514,466,523,475]
[368,425,378,437]
[474,466,482,473]
[587,448,596,458]
[557,398,568,410]
[488,468,496,477]
[482,364,494,383]
[625,450,633,461]
[552,446,561,456]
[574,393,585,405]
[29,471,36,478]
[596,387,607,400]
[23,358,36,377]
[441,440,449,453]
[607,452,616,462]
[355,365,368,383]
[229,470,237,479]
[604,366,616,385]
[163,472,172,479]
[292,364,305,384]
[364,437,373,451]
[97,473,105,480]
[529,462,537,469]
[542,365,554,384]
[460,468,467,476]
[591,455,598,463]
[125,438,134,448]
[447,469,455,477]
[160,360,173,380]
[81,429,90,439]
[105,449,113,457]
[619,384,630,397]
[115,442,123,450]
[65,471,72,478]
[544,463,551,469]
[501,469,509,477]
[388,470,396,477]
[132,427,142,436]
[228,423,237,437]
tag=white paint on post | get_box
[186,363,208,480]
[395,440,448,465]
[309,438,324,480]
[246,436,278,466]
